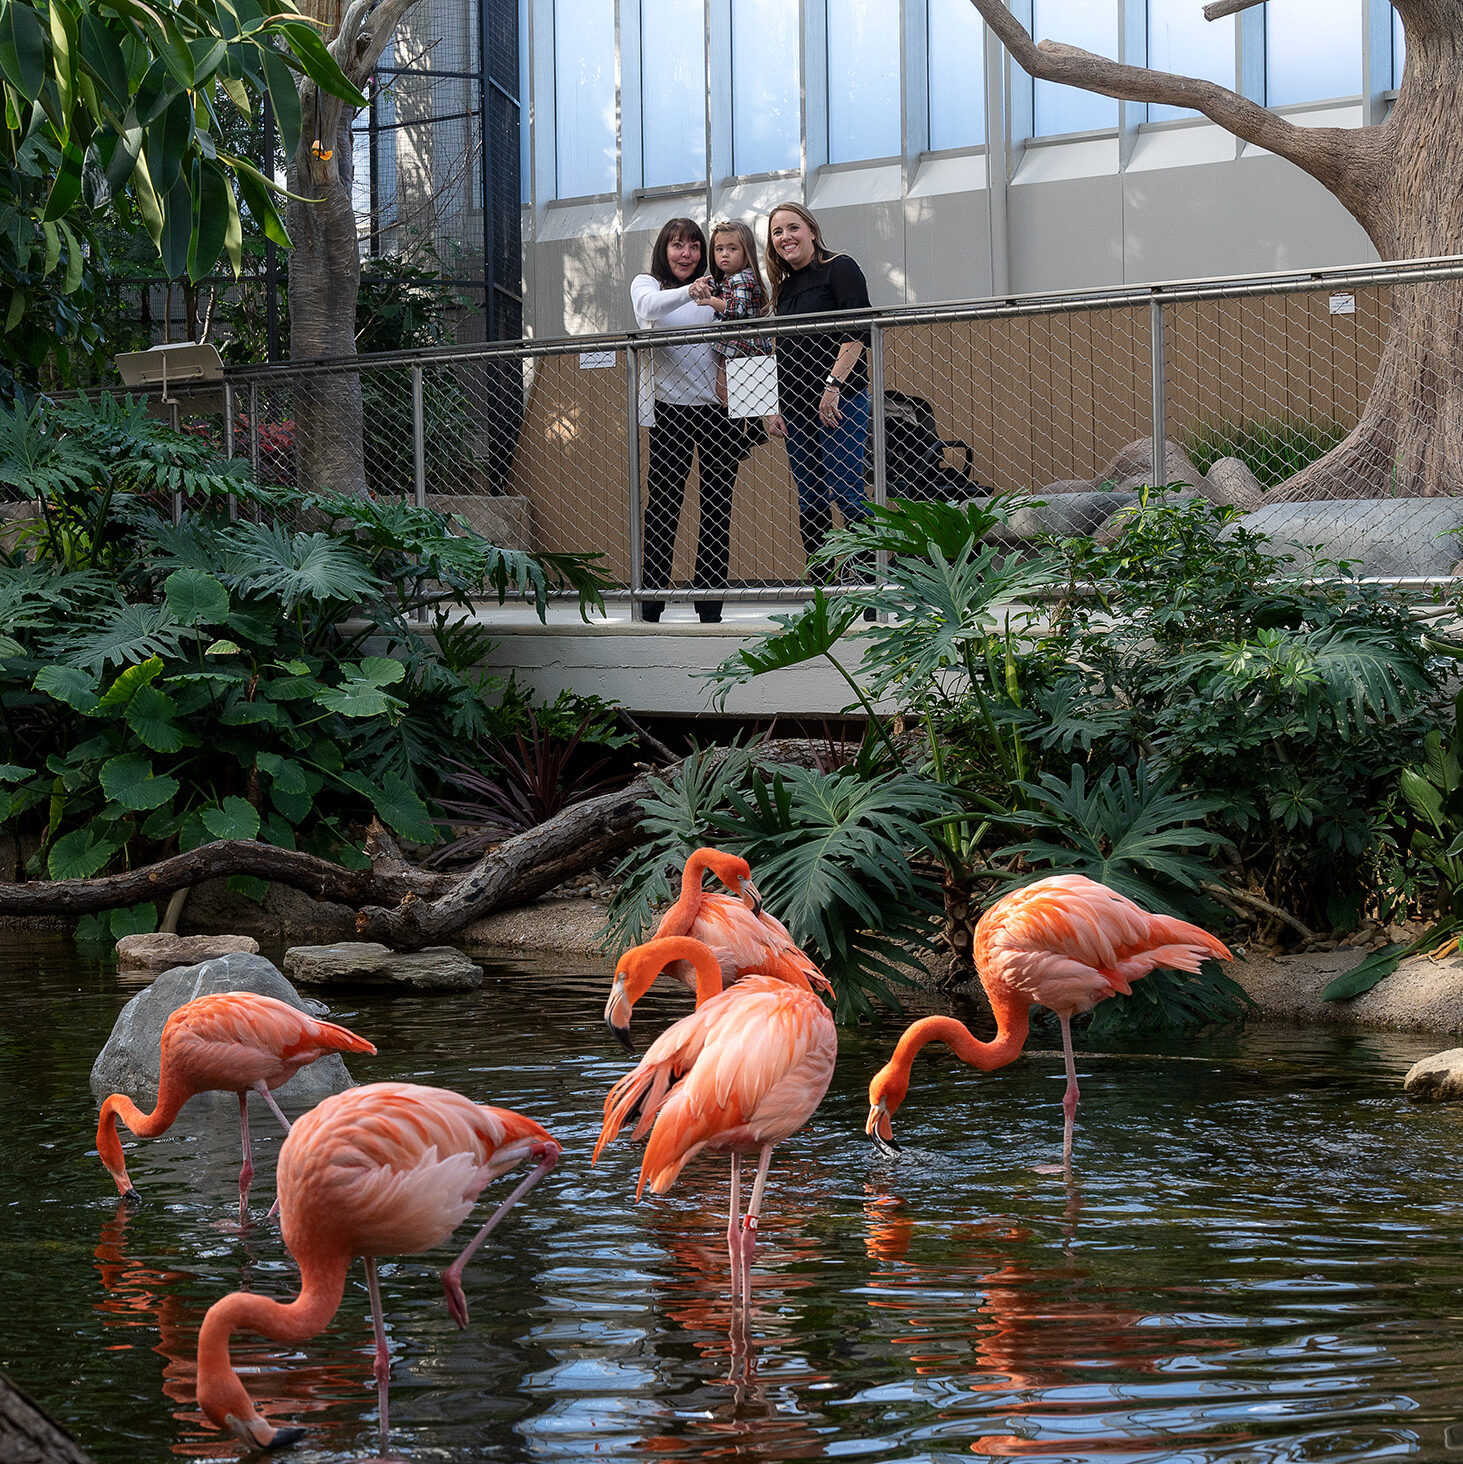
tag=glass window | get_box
[827,0,900,163]
[520,0,529,203]
[1147,0,1234,123]
[731,0,800,174]
[641,0,706,187]
[1393,5,1405,90]
[1031,0,1118,135]
[928,0,985,150]
[1265,0,1362,106]
[554,0,616,197]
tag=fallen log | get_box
[0,742,824,944]
[0,840,451,915]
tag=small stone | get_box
[115,932,260,974]
[1404,1048,1463,1101]
[284,941,484,992]
[1098,437,1204,493]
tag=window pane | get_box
[732,0,800,174]
[520,0,530,202]
[554,0,616,196]
[928,0,984,150]
[1266,0,1361,105]
[1393,4,1405,90]
[1148,0,1234,123]
[827,0,900,163]
[641,0,706,187]
[1031,0,1117,135]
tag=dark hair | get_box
[649,217,708,288]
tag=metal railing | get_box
[35,254,1463,611]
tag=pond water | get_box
[4,932,1463,1462]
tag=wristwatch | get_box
[824,375,842,393]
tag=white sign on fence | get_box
[578,351,617,369]
[1329,293,1356,316]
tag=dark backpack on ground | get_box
[873,389,988,502]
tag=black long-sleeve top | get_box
[773,253,871,417]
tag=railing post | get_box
[626,344,644,622]
[869,322,887,617]
[412,364,427,624]
[1149,290,1167,487]
[248,383,260,486]
[222,381,237,522]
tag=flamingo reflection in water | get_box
[93,1203,357,1458]
[860,1188,1243,1458]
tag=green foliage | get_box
[0,0,366,392]
[603,743,959,1022]
[1184,416,1348,490]
[0,395,612,896]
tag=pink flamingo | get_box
[196,1081,561,1452]
[866,874,1231,1166]
[651,846,831,997]
[95,990,376,1223]
[593,935,836,1311]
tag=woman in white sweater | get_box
[631,218,743,623]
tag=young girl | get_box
[705,220,774,420]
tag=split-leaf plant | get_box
[0,394,610,937]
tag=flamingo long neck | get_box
[196,1250,350,1436]
[894,999,1032,1079]
[95,1076,192,1186]
[666,852,713,932]
[678,942,725,1007]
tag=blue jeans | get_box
[782,388,870,563]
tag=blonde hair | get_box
[763,201,836,307]
[709,219,768,312]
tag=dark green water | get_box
[3,932,1463,1462]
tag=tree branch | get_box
[966,0,1363,195]
[1201,881,1317,944]
[1203,0,1264,18]
[0,842,451,916]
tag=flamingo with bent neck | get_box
[594,935,836,1313]
[95,989,376,1224]
[650,846,831,1001]
[195,1081,561,1452]
[866,875,1230,1167]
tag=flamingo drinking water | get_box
[95,990,376,1223]
[195,1081,561,1451]
[866,875,1231,1167]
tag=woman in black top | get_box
[764,201,872,565]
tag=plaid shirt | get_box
[711,269,774,358]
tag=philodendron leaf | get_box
[97,657,165,710]
[107,902,159,938]
[124,683,191,753]
[165,567,230,626]
[34,665,99,714]
[99,752,179,811]
[200,795,260,841]
[316,682,401,718]
[339,770,438,844]
[48,827,124,879]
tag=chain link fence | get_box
[31,257,1463,608]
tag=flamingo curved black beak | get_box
[603,976,636,1052]
[741,879,766,918]
[865,1101,903,1157]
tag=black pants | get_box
[641,401,742,622]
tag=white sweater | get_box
[630,273,719,407]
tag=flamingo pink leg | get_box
[255,1083,292,1222]
[1059,1014,1080,1171]
[236,1092,254,1226]
[363,1257,392,1451]
[441,1150,559,1328]
[726,1153,743,1307]
[734,1143,776,1310]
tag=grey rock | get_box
[115,932,260,974]
[988,490,1142,545]
[1203,456,1265,511]
[1229,498,1463,577]
[284,941,484,992]
[89,952,353,1107]
[1099,437,1204,493]
[1038,478,1098,496]
[1404,1047,1463,1101]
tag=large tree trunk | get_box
[966,0,1463,503]
[286,111,367,494]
